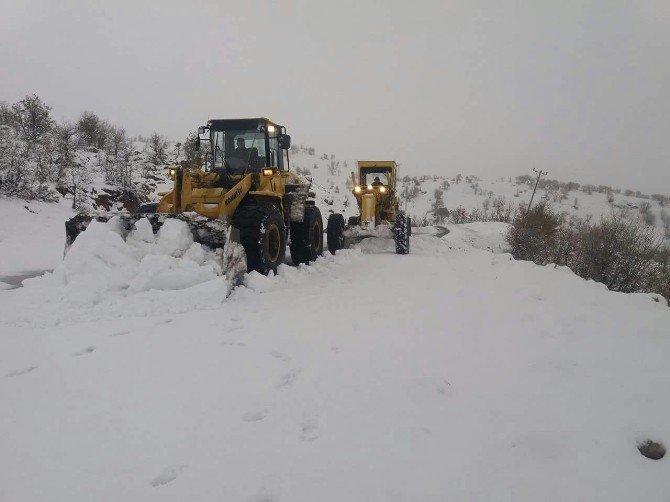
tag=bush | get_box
[507,203,560,263]
[509,206,667,298]
[574,214,661,293]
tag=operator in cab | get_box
[232,137,249,159]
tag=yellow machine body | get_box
[351,160,400,226]
[156,167,303,222]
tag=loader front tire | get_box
[326,213,345,254]
[290,206,324,264]
[232,203,286,275]
[394,213,411,255]
[347,215,360,227]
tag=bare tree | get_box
[10,94,54,142]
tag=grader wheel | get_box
[394,213,411,255]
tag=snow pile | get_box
[57,217,224,296]
[0,218,231,325]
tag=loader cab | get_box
[198,118,291,174]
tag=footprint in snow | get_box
[242,408,269,422]
[6,366,38,377]
[222,338,247,347]
[247,494,280,502]
[150,465,186,487]
[413,376,452,399]
[270,351,291,362]
[74,346,96,356]
[110,329,130,337]
[300,414,321,442]
[276,369,300,389]
[155,318,173,325]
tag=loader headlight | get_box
[367,184,373,191]
[168,168,176,178]
[262,169,274,176]
[354,186,361,193]
[379,186,386,193]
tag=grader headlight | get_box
[262,169,274,176]
[379,186,386,193]
[367,184,373,191]
[354,186,362,193]
[168,168,177,178]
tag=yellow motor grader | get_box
[326,160,411,255]
[65,118,324,275]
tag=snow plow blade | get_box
[64,212,238,253]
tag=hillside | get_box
[286,145,669,240]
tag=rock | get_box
[637,440,666,460]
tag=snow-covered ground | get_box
[1,218,668,501]
[0,197,74,280]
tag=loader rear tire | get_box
[232,203,286,275]
[290,206,324,264]
[326,213,345,254]
[394,213,411,255]
[347,216,360,227]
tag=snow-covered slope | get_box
[287,146,669,238]
[1,221,668,501]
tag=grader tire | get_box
[347,215,360,227]
[290,206,324,264]
[326,213,345,255]
[232,203,286,275]
[394,213,411,255]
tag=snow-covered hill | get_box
[1,218,668,501]
[287,146,669,239]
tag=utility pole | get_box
[527,168,547,213]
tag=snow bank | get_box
[0,218,230,325]
[0,217,367,326]
[442,221,510,252]
[0,197,74,276]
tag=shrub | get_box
[507,203,560,263]
[573,214,662,293]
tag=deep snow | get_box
[1,220,669,501]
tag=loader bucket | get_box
[64,212,234,254]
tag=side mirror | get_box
[278,134,291,150]
[194,137,200,151]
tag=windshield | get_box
[212,129,266,173]
[361,169,392,186]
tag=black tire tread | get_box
[394,212,411,255]
[290,205,324,264]
[232,203,286,275]
[326,213,345,254]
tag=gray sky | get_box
[1,0,669,193]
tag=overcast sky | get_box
[1,0,668,193]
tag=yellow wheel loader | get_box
[65,118,324,275]
[326,160,411,255]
